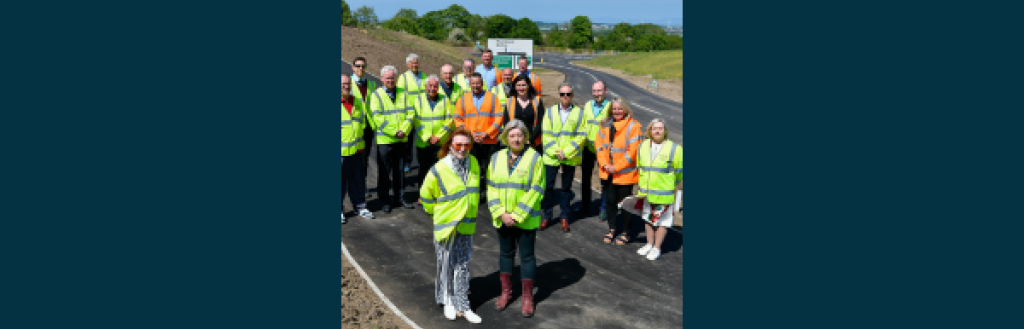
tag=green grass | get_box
[532,68,552,73]
[578,50,683,80]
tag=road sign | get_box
[650,79,659,88]
[487,38,534,70]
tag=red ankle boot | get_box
[495,273,513,311]
[521,279,535,318]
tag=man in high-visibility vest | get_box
[489,68,514,109]
[539,83,587,232]
[398,53,427,174]
[580,81,612,219]
[412,75,455,189]
[368,65,417,213]
[341,75,374,223]
[455,59,475,93]
[454,72,504,199]
[439,64,462,107]
[350,56,377,199]
[515,56,542,97]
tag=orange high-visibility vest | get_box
[454,91,504,145]
[596,117,643,185]
[506,96,543,145]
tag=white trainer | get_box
[358,208,374,219]
[646,248,661,260]
[463,310,482,324]
[637,244,653,256]
[443,305,456,320]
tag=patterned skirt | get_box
[434,233,473,312]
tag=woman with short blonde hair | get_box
[597,97,644,245]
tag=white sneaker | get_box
[646,248,661,260]
[637,244,653,256]
[358,208,374,219]
[341,212,347,224]
[463,310,482,324]
[444,305,456,320]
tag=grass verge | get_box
[578,50,683,80]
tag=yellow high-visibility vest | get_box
[341,97,366,156]
[541,104,586,166]
[367,88,414,145]
[636,140,683,205]
[420,156,481,242]
[412,93,455,148]
[486,147,545,230]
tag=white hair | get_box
[559,82,573,92]
[406,53,419,64]
[426,75,440,84]
[463,58,475,66]
[646,118,668,140]
[441,64,453,73]
[500,119,531,146]
[381,65,397,77]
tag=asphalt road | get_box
[533,52,683,145]
[343,59,683,329]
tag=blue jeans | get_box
[543,164,576,220]
[341,154,367,211]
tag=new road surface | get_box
[342,59,683,329]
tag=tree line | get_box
[341,1,681,52]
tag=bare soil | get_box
[572,61,684,103]
[342,254,413,329]
[342,26,464,79]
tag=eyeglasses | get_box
[453,143,472,151]
[560,92,573,97]
[353,64,365,68]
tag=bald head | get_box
[501,68,514,84]
[341,75,351,97]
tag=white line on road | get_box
[539,63,663,116]
[342,242,425,329]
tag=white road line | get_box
[342,242,425,329]
[539,63,661,115]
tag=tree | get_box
[568,16,593,49]
[341,1,355,26]
[604,23,633,51]
[418,10,447,40]
[514,18,543,45]
[383,16,421,35]
[546,25,567,47]
[486,14,517,39]
[464,14,486,42]
[393,8,418,21]
[440,4,471,29]
[353,6,378,28]
[665,35,683,50]
[631,23,666,39]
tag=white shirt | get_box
[651,141,665,160]
[559,104,572,124]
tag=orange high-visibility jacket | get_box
[596,117,643,184]
[454,91,504,145]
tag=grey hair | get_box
[381,65,397,77]
[463,58,475,66]
[646,118,668,140]
[441,64,454,73]
[558,82,573,92]
[426,74,440,84]
[499,119,531,146]
[406,53,419,64]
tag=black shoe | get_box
[401,201,415,209]
[382,204,392,213]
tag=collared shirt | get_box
[342,95,354,115]
[427,95,440,109]
[517,70,531,80]
[411,71,422,87]
[351,74,368,100]
[386,88,397,103]
[560,104,572,124]
[475,64,496,90]
[441,80,454,99]
[592,99,606,116]
[472,90,486,110]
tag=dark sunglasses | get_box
[353,64,366,68]
[560,92,573,97]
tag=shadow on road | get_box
[469,257,587,310]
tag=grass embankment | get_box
[579,50,683,80]
[363,28,466,64]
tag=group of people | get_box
[342,50,683,324]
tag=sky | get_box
[345,0,684,26]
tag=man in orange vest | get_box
[515,56,542,97]
[454,72,504,198]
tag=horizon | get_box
[344,0,683,27]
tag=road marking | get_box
[538,63,663,115]
[342,242,425,329]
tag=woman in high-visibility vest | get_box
[502,75,545,153]
[419,127,483,324]
[487,119,545,318]
[635,119,683,261]
[596,97,644,245]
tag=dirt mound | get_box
[342,254,412,329]
[342,26,466,79]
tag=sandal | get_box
[603,230,615,244]
[615,233,630,245]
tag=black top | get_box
[503,97,545,142]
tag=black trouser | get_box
[604,180,634,234]
[361,125,374,181]
[376,142,407,205]
[497,225,537,280]
[404,127,416,167]
[580,147,608,213]
[543,164,576,220]
[415,144,441,188]
[341,154,367,211]
[470,143,497,197]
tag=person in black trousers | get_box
[502,75,545,155]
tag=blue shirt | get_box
[592,100,606,116]
[472,91,486,110]
[475,64,496,90]
[428,95,439,109]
